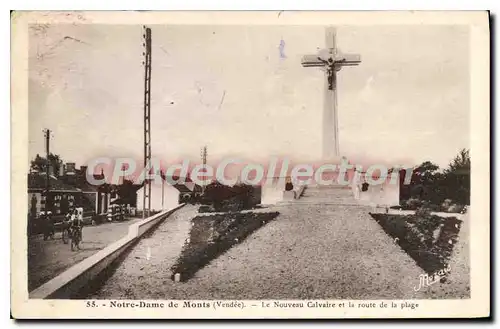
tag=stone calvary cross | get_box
[302,27,361,160]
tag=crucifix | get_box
[302,27,361,160]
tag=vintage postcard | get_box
[11,11,490,319]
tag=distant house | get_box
[60,165,116,215]
[110,180,143,208]
[29,163,120,216]
[135,175,206,213]
[27,172,82,218]
[78,182,110,215]
[169,175,202,203]
[136,182,180,212]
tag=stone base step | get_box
[294,185,358,205]
[277,201,368,207]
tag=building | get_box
[135,175,202,211]
[172,176,202,203]
[61,165,118,215]
[27,172,82,218]
[110,180,143,209]
[29,163,119,216]
[136,182,180,213]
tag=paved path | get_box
[28,218,142,292]
[90,205,199,299]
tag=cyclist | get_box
[70,208,84,242]
[62,208,74,242]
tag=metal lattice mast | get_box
[201,146,207,193]
[142,26,152,218]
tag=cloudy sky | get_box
[28,24,469,170]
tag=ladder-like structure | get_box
[201,146,207,194]
[142,26,152,218]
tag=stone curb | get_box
[29,204,186,299]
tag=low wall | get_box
[29,204,185,299]
[352,180,400,207]
[295,185,306,199]
[283,185,306,201]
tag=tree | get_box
[409,161,442,202]
[401,149,471,207]
[443,149,470,205]
[30,153,62,175]
[445,148,470,175]
[413,161,440,181]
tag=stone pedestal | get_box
[283,191,296,200]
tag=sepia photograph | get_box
[11,11,490,319]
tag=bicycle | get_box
[61,221,71,244]
[70,225,82,251]
[43,225,55,241]
[42,218,55,241]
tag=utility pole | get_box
[142,26,152,219]
[201,146,207,194]
[161,169,165,211]
[43,129,51,213]
[121,164,125,185]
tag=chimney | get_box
[48,165,54,177]
[80,166,88,176]
[58,160,64,177]
[65,162,76,175]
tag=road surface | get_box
[28,218,142,292]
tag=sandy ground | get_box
[28,217,142,292]
[422,210,470,298]
[91,186,468,300]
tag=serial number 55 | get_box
[86,301,97,307]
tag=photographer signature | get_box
[414,264,451,292]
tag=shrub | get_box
[370,213,462,274]
[202,182,258,212]
[447,203,465,213]
[402,197,423,210]
[421,201,441,212]
[198,205,214,213]
[415,206,432,218]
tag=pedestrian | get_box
[43,210,55,240]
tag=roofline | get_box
[28,188,83,193]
